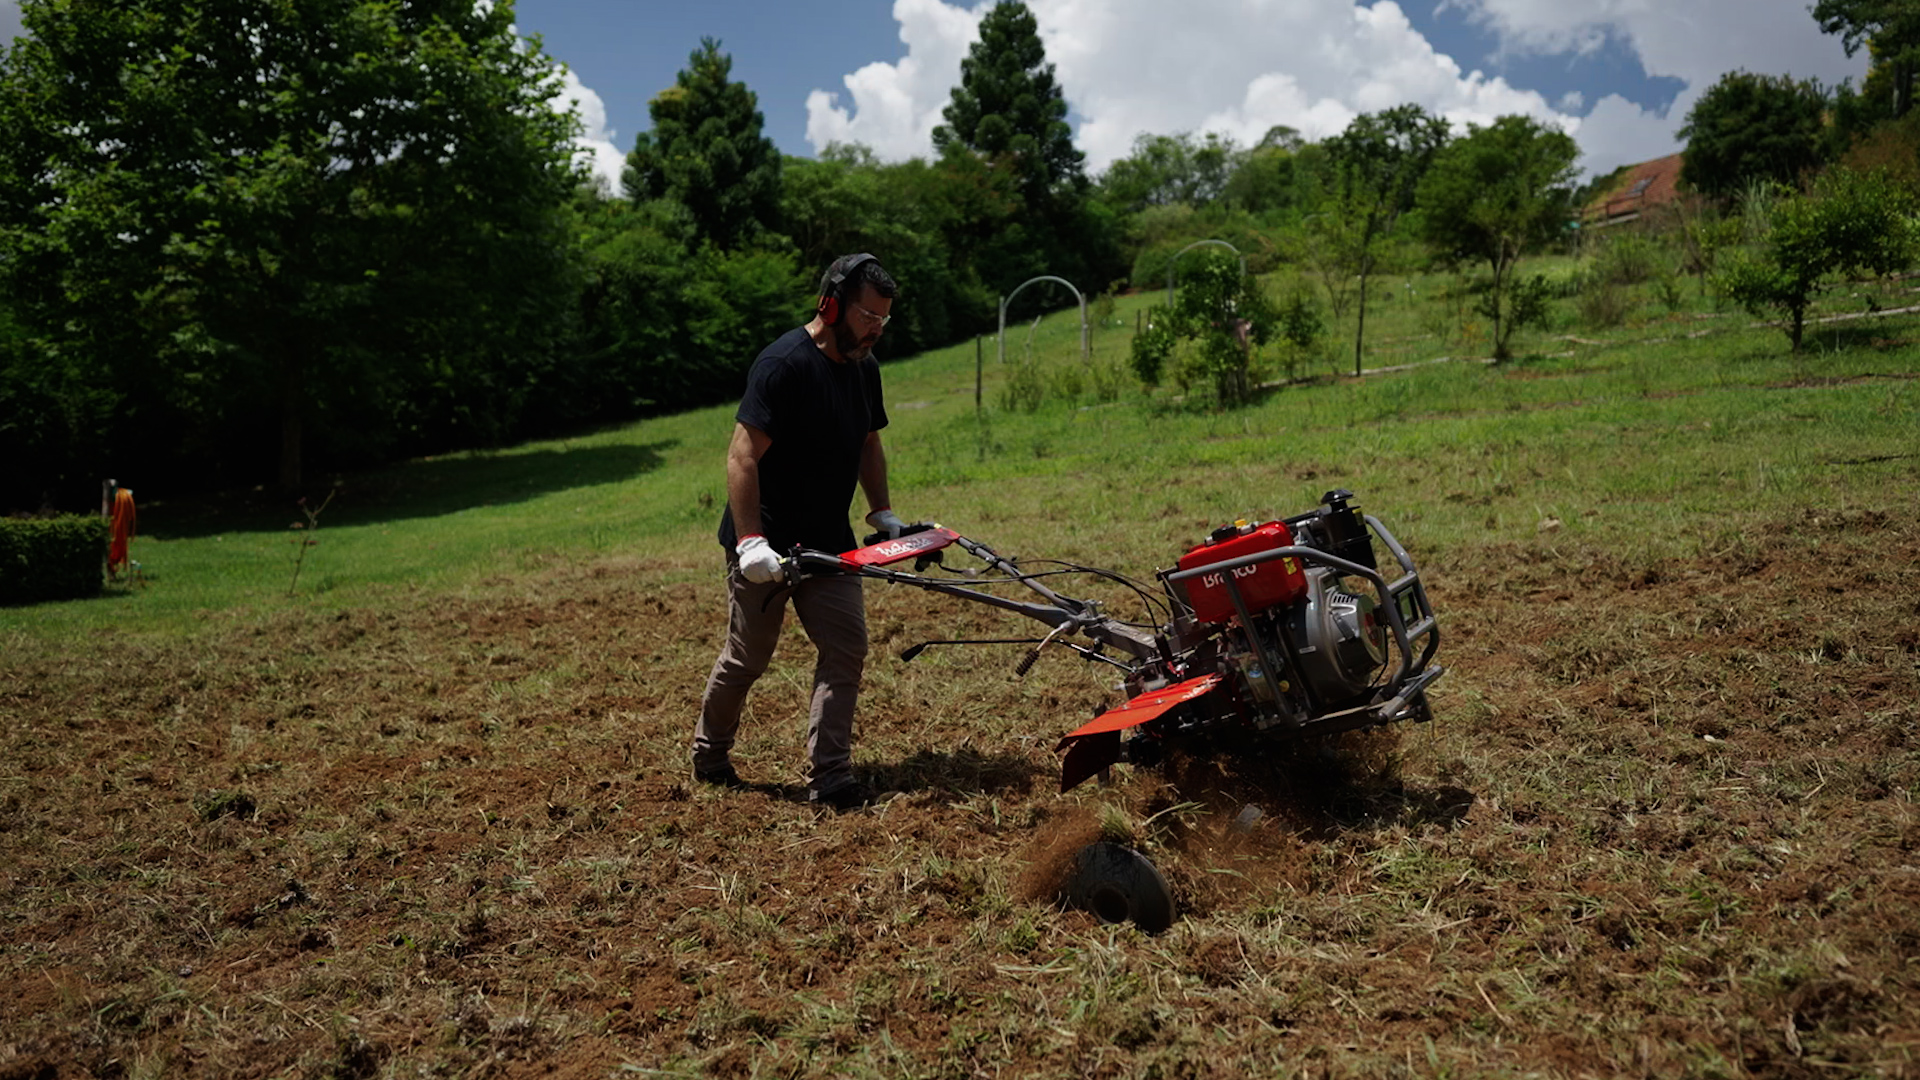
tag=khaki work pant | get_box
[694,563,867,796]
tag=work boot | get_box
[694,763,748,790]
[811,781,873,813]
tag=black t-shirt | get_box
[717,327,889,554]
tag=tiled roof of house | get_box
[1583,152,1685,224]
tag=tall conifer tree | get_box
[624,38,782,251]
[931,2,1116,305]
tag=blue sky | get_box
[1,0,1868,187]
[517,0,1864,190]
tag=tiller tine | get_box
[1054,674,1223,793]
[1058,731,1122,793]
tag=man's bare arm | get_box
[858,429,891,517]
[727,422,773,538]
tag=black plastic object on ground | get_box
[1065,842,1175,933]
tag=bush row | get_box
[0,515,107,605]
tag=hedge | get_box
[0,514,108,605]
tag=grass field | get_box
[3,261,1918,1078]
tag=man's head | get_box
[817,254,897,361]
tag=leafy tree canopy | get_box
[1815,0,1920,59]
[1678,71,1830,198]
[0,0,583,491]
[624,37,783,250]
[1419,115,1578,268]
[1323,105,1452,221]
[1099,131,1245,212]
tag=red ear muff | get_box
[817,253,874,328]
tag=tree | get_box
[1417,115,1579,362]
[1222,128,1310,216]
[780,148,986,357]
[934,2,1085,204]
[624,38,783,251]
[0,0,583,493]
[1716,168,1917,350]
[1814,0,1920,118]
[1128,251,1283,405]
[1315,105,1452,375]
[1098,131,1245,212]
[932,1,1118,301]
[1678,71,1829,198]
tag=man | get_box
[692,253,908,812]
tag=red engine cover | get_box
[1176,521,1306,624]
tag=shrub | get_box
[1271,288,1326,382]
[1716,168,1918,350]
[1651,270,1686,313]
[1047,361,1085,402]
[1595,233,1666,286]
[1129,309,1177,387]
[1577,278,1632,329]
[0,514,107,605]
[1469,273,1555,357]
[999,360,1046,413]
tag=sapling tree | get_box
[1417,115,1579,362]
[1715,168,1918,350]
[1129,252,1287,405]
[1314,105,1451,375]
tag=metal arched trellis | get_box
[1164,239,1247,307]
[997,276,1089,369]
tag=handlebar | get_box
[780,530,1162,663]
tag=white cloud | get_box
[1063,0,1568,167]
[1570,93,1681,174]
[811,0,1869,182]
[1460,0,1856,86]
[551,66,625,195]
[1,0,23,42]
[805,0,991,159]
[809,0,1569,172]
[1454,0,1868,172]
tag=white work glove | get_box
[734,534,784,585]
[866,508,907,539]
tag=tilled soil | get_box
[1,506,1916,1078]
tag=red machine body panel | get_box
[840,527,961,568]
[1175,521,1306,624]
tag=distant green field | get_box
[7,260,1916,641]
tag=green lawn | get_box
[7,260,1915,640]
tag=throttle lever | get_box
[1014,622,1072,678]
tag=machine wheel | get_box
[1065,842,1175,933]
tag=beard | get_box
[832,317,877,360]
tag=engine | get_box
[1155,491,1393,720]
